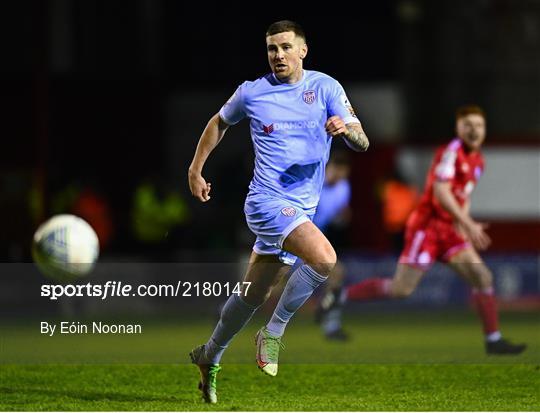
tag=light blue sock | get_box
[266,265,328,337]
[204,294,259,364]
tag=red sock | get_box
[346,278,392,301]
[471,287,500,335]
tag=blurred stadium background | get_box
[1,0,539,357]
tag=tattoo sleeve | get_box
[342,125,369,152]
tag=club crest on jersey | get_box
[474,166,482,180]
[281,207,297,217]
[263,124,274,135]
[302,90,316,104]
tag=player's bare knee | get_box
[309,246,337,276]
[476,267,494,289]
[310,262,334,277]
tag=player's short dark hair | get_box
[455,104,486,121]
[266,20,306,42]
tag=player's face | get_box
[456,114,486,151]
[266,31,307,84]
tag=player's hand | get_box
[188,169,212,202]
[464,220,491,251]
[325,116,348,138]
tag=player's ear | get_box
[300,43,308,59]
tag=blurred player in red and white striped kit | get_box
[319,105,527,354]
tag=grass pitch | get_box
[1,311,539,411]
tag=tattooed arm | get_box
[342,122,370,152]
[325,116,369,152]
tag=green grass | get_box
[1,312,539,410]
[2,364,538,411]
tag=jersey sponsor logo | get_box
[263,124,274,135]
[302,90,316,104]
[281,207,297,217]
[461,163,470,173]
[274,120,318,130]
[262,120,317,134]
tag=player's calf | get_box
[389,282,416,299]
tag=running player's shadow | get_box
[0,385,189,404]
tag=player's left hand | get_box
[325,116,348,138]
[466,221,491,251]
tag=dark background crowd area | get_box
[1,1,539,262]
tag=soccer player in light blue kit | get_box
[187,20,369,404]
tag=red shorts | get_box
[399,217,470,270]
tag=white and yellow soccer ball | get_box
[32,214,99,282]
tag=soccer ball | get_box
[32,214,100,282]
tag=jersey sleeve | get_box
[434,141,460,181]
[219,84,246,125]
[326,81,361,125]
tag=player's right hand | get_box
[325,116,348,138]
[188,171,212,202]
[465,221,491,251]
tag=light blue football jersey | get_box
[219,70,359,214]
